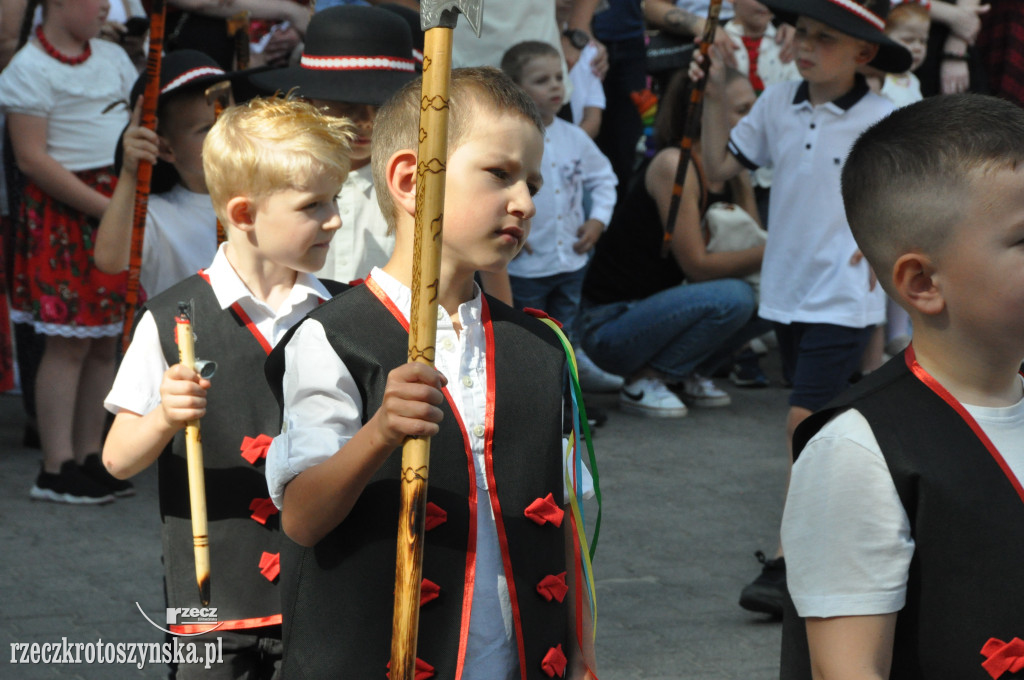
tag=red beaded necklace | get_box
[34,25,91,66]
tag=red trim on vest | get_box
[479,297,530,680]
[905,346,1024,505]
[258,551,280,581]
[170,613,282,634]
[536,572,568,603]
[425,502,447,531]
[229,301,272,355]
[524,493,565,527]
[240,433,273,464]
[522,307,563,328]
[420,578,441,606]
[541,644,567,678]
[363,275,479,680]
[981,637,1024,679]
[386,657,436,680]
[249,497,279,525]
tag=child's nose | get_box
[509,185,536,220]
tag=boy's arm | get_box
[564,513,597,680]
[574,132,618,254]
[695,49,745,182]
[94,98,159,275]
[805,614,897,680]
[578,107,602,139]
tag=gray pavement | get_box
[0,356,792,679]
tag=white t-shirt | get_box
[675,0,735,22]
[266,268,592,680]
[569,43,606,126]
[507,118,617,279]
[315,165,394,284]
[0,40,136,171]
[880,72,923,110]
[728,79,892,326]
[142,185,218,297]
[104,244,331,418]
[782,377,1024,618]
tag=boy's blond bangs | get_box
[204,96,357,222]
[371,66,545,234]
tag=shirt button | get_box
[442,338,455,351]
[462,375,473,387]
[472,424,485,437]
[810,123,816,129]
[805,144,811,149]
[436,307,445,321]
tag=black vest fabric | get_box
[781,352,1024,679]
[146,275,344,629]
[275,283,571,680]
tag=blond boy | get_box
[102,96,354,679]
[265,67,597,679]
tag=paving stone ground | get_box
[1,353,792,679]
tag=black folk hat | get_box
[249,5,418,106]
[761,0,913,73]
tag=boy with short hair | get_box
[102,96,355,678]
[694,0,912,615]
[265,66,598,679]
[780,93,1024,680]
[250,4,418,284]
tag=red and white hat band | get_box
[826,0,885,31]
[162,66,226,95]
[300,54,417,72]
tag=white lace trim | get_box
[10,310,122,338]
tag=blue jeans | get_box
[510,267,587,343]
[579,279,767,381]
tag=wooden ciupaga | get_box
[122,0,167,351]
[662,0,725,257]
[388,2,482,679]
[174,303,212,606]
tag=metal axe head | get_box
[420,0,483,36]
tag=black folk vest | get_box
[146,274,343,632]
[781,350,1024,680]
[274,282,571,680]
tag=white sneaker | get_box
[675,374,731,408]
[574,348,625,392]
[619,377,688,418]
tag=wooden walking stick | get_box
[225,11,251,70]
[204,81,232,246]
[661,0,725,257]
[122,0,168,351]
[174,302,213,606]
[389,2,482,678]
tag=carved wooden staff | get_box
[204,81,232,246]
[389,2,482,677]
[662,0,725,257]
[122,0,167,350]
[174,302,212,606]
[225,11,251,70]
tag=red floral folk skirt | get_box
[9,167,127,338]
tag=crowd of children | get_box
[1,0,1021,677]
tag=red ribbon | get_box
[524,493,564,527]
[248,497,279,525]
[536,572,569,603]
[523,307,563,328]
[982,638,1024,679]
[240,434,273,464]
[541,644,567,678]
[425,502,447,531]
[258,552,280,582]
[386,657,435,680]
[420,578,441,606]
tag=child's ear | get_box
[856,41,880,65]
[893,251,944,316]
[225,196,257,232]
[387,149,418,218]
[156,135,175,164]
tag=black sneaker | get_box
[738,550,786,618]
[30,461,115,505]
[81,453,135,498]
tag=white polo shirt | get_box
[727,77,892,327]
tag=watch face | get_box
[566,29,589,50]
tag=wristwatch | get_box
[562,28,590,50]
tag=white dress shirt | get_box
[315,165,394,284]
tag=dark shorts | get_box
[774,322,874,412]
